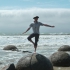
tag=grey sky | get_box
[0,8,70,34]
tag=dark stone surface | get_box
[58,45,70,51]
[50,51,70,67]
[3,45,18,51]
[6,64,15,70]
[22,51,32,53]
[16,53,53,70]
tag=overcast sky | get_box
[0,0,70,34]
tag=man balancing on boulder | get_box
[23,16,55,52]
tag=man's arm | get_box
[43,24,55,28]
[22,27,31,34]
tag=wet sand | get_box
[54,67,70,70]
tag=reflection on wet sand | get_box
[54,67,70,70]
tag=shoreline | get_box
[54,66,70,70]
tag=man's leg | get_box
[34,34,39,52]
[27,33,35,45]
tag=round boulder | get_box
[58,45,70,51]
[3,45,18,51]
[16,53,53,70]
[50,51,70,67]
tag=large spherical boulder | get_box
[50,51,70,67]
[16,53,53,70]
[3,45,18,51]
[58,45,70,51]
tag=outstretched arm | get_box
[43,24,55,28]
[22,27,31,34]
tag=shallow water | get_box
[0,35,70,70]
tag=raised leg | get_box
[27,33,35,46]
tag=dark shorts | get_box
[27,33,39,46]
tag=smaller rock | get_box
[6,64,15,70]
[3,45,18,51]
[50,51,70,67]
[22,51,32,53]
[58,45,70,51]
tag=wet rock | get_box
[58,45,70,51]
[22,51,32,53]
[16,53,53,70]
[50,51,70,67]
[6,64,15,70]
[3,45,18,51]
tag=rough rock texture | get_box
[58,45,70,51]
[50,51,70,67]
[3,45,18,51]
[16,53,53,70]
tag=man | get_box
[23,16,55,52]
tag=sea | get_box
[0,33,70,70]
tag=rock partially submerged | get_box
[22,51,32,53]
[58,45,70,51]
[50,51,70,67]
[3,45,18,51]
[16,53,53,70]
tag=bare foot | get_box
[33,51,36,53]
[34,45,37,53]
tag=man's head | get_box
[33,16,39,21]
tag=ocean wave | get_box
[41,33,70,35]
[0,33,70,36]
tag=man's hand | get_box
[22,27,31,35]
[43,24,55,28]
[22,32,26,34]
[51,26,55,28]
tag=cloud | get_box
[0,8,70,34]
